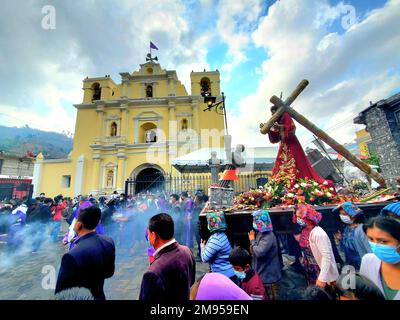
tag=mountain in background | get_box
[0,125,73,159]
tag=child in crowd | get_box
[229,246,268,300]
[302,286,334,300]
[334,273,385,300]
[248,209,282,300]
[201,211,236,283]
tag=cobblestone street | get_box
[0,223,307,300]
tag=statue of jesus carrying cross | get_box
[259,80,385,189]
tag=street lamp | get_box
[203,92,228,135]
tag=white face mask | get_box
[296,217,306,227]
[340,215,353,224]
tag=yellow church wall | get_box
[71,108,98,159]
[82,78,117,103]
[129,82,142,99]
[39,161,74,197]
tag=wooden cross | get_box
[260,79,386,187]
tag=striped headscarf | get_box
[380,202,400,217]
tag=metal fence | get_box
[125,171,271,196]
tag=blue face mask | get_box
[369,242,400,264]
[234,270,246,280]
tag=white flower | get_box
[287,193,294,198]
[326,192,333,197]
[323,181,328,185]
[329,187,334,191]
[313,182,318,186]
[300,183,307,187]
[294,184,300,189]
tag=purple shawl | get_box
[196,273,252,300]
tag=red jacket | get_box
[52,201,67,221]
[241,269,269,300]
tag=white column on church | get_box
[96,105,104,142]
[168,101,177,161]
[32,154,44,197]
[91,158,101,195]
[116,151,126,193]
[120,104,128,142]
[74,154,85,196]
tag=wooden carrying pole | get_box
[288,108,386,187]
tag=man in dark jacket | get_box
[55,206,115,300]
[139,213,195,302]
[26,198,53,252]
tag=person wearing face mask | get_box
[248,209,282,300]
[229,246,268,300]
[360,216,400,300]
[294,204,339,290]
[201,211,236,283]
[333,202,371,270]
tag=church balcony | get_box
[93,136,127,145]
[90,140,169,151]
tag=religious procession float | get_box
[199,80,399,247]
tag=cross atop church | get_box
[260,80,386,187]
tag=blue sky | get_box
[0,0,399,147]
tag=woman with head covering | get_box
[360,216,400,300]
[190,272,252,300]
[333,202,372,270]
[380,202,400,221]
[201,211,236,282]
[294,204,339,289]
[248,209,282,300]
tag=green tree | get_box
[363,152,380,167]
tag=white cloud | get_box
[229,0,400,149]
[0,0,212,133]
[216,0,264,81]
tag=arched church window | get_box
[181,118,188,131]
[110,122,117,137]
[146,85,153,98]
[145,129,157,143]
[200,77,211,97]
[92,82,101,101]
[107,170,114,188]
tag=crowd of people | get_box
[0,191,399,301]
[0,190,208,256]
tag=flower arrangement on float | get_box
[233,176,359,210]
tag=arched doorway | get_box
[134,168,165,194]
